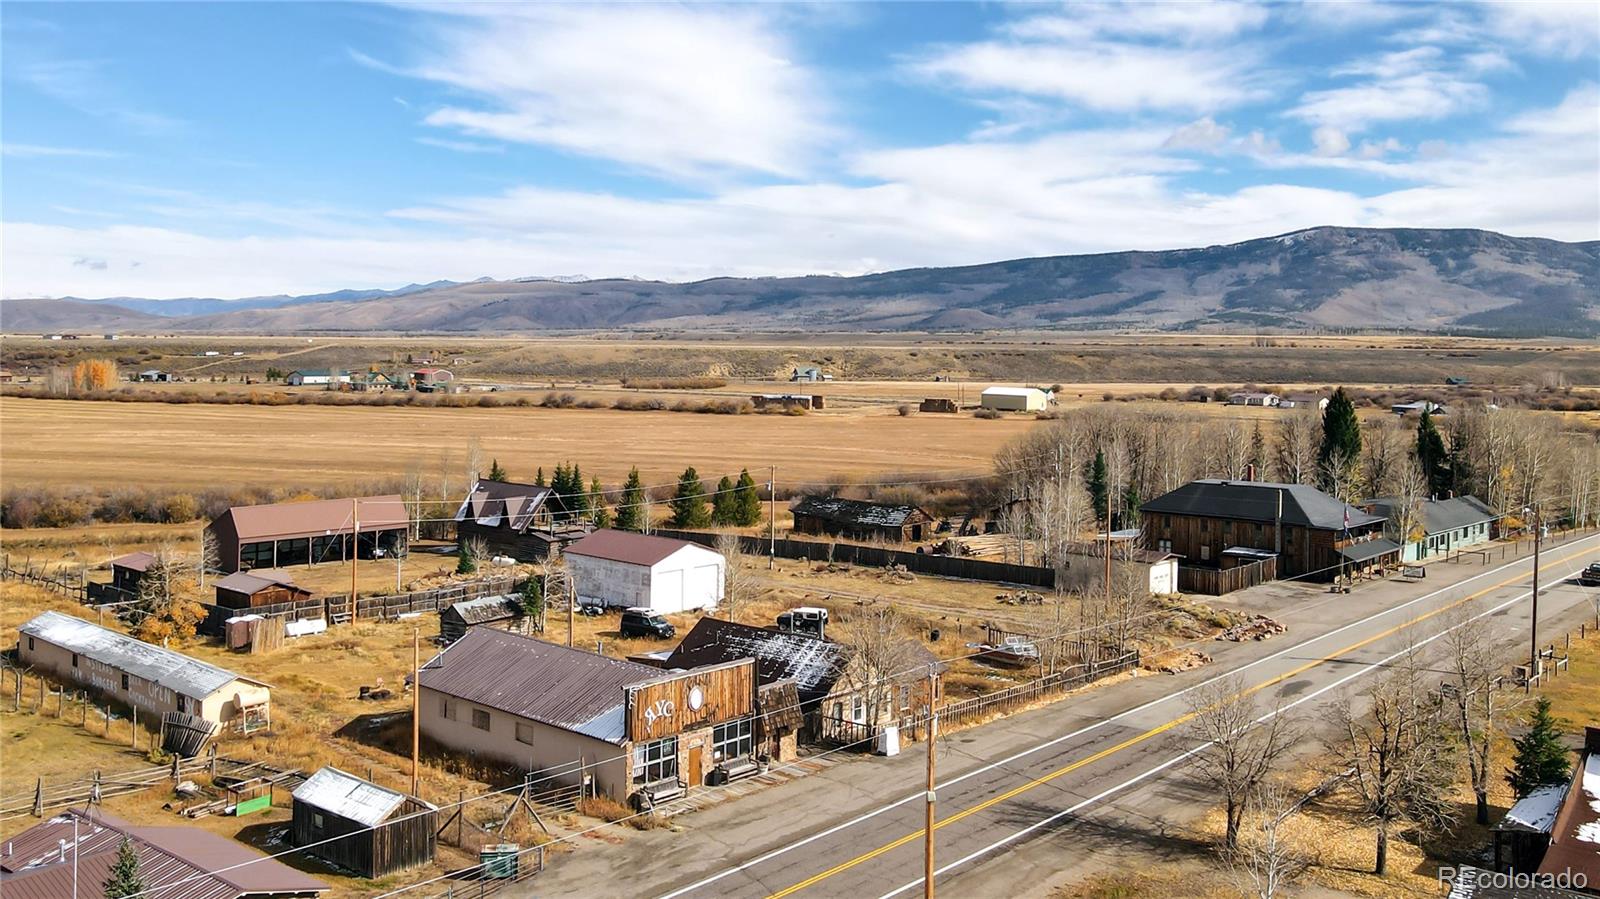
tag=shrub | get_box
[896,404,913,417]
[160,493,202,523]
[620,376,728,390]
[973,408,1002,419]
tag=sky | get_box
[2,1,1597,300]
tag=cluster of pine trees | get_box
[481,460,763,532]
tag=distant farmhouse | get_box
[18,611,271,729]
[286,369,350,387]
[1227,392,1280,407]
[207,495,408,573]
[411,367,454,391]
[791,366,832,382]
[791,496,935,543]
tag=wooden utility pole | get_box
[769,465,777,571]
[350,497,360,622]
[568,578,576,648]
[419,623,425,790]
[1103,486,1113,616]
[1530,505,1542,681]
[923,664,938,899]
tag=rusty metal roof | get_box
[110,551,157,572]
[213,495,408,542]
[0,808,327,899]
[417,628,659,745]
[565,529,709,568]
[443,594,521,627]
[214,570,302,595]
[19,611,266,697]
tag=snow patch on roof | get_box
[1503,783,1567,833]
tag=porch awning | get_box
[1339,538,1402,563]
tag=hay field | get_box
[0,396,1036,492]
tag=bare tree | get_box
[715,533,757,623]
[1223,781,1311,899]
[1273,408,1321,485]
[1325,642,1459,875]
[134,545,204,645]
[1441,609,1522,824]
[836,606,920,737]
[1208,421,1254,480]
[464,437,485,487]
[1385,458,1428,552]
[1184,674,1298,850]
[1361,418,1409,498]
[1317,447,1362,503]
[402,463,426,541]
[198,528,219,589]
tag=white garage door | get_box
[686,564,721,610]
[655,567,684,613]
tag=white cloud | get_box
[12,58,181,135]
[414,136,503,154]
[1,143,119,159]
[1163,116,1232,150]
[1294,70,1488,132]
[370,5,833,181]
[1312,126,1351,157]
[1356,137,1405,159]
[1482,2,1600,58]
[1006,2,1269,44]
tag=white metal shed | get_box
[564,530,724,613]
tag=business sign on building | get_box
[625,659,754,741]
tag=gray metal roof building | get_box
[18,611,264,697]
[1140,480,1384,530]
[664,617,848,704]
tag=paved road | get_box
[518,532,1600,899]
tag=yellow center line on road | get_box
[764,544,1595,899]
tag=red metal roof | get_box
[0,809,327,899]
[111,551,157,572]
[565,529,705,567]
[214,495,408,542]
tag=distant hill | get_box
[7,228,1597,336]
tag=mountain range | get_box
[5,227,1597,336]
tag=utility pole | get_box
[350,497,360,622]
[1103,484,1113,620]
[923,664,938,899]
[411,626,420,796]
[1530,505,1542,680]
[769,465,777,571]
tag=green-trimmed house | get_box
[1367,495,1495,562]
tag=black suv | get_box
[620,608,675,639]
[1579,563,1600,587]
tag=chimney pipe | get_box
[1245,463,1257,482]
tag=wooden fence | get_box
[197,576,522,635]
[1178,558,1277,596]
[654,529,1057,588]
[1,557,88,602]
[0,753,287,821]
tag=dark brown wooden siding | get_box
[292,796,436,878]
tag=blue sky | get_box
[2,1,1597,299]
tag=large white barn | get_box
[564,530,724,613]
[980,386,1049,412]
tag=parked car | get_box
[577,603,606,617]
[620,607,675,639]
[1578,563,1600,587]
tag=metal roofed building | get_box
[979,385,1049,412]
[0,808,326,899]
[1141,479,1395,580]
[292,767,437,877]
[790,496,935,543]
[1368,494,1496,561]
[207,495,409,573]
[452,478,589,561]
[17,611,270,728]
[565,529,725,613]
[213,570,314,610]
[417,628,757,802]
[439,594,523,643]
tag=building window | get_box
[240,541,274,569]
[1199,545,1211,561]
[312,812,325,832]
[120,673,130,691]
[71,653,79,668]
[713,718,754,763]
[1199,518,1209,533]
[471,708,491,731]
[1162,515,1171,528]
[26,637,33,651]
[633,736,678,783]
[1254,523,1264,543]
[176,696,187,713]
[899,685,911,711]
[1158,539,1172,553]
[441,697,456,720]
[515,722,536,745]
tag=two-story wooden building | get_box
[1140,479,1397,580]
[453,478,589,561]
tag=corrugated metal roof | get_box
[19,611,264,697]
[980,386,1046,398]
[292,766,432,827]
[566,529,707,568]
[110,551,157,572]
[444,594,521,626]
[1338,538,1402,562]
[1498,783,1567,833]
[1141,480,1385,531]
[214,570,300,595]
[418,628,659,745]
[215,495,407,542]
[454,479,551,533]
[0,809,327,899]
[665,618,847,703]
[1370,495,1496,536]
[789,496,928,528]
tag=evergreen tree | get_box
[1087,450,1109,522]
[589,477,611,529]
[534,467,545,487]
[487,459,507,482]
[734,469,763,527]
[1416,410,1450,497]
[455,540,477,575]
[1249,423,1266,477]
[616,467,646,531]
[712,475,737,525]
[519,574,543,623]
[1318,387,1362,490]
[103,836,145,899]
[569,463,589,520]
[1120,482,1141,529]
[1507,696,1571,798]
[671,467,711,528]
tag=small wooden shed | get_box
[214,571,314,610]
[109,552,157,594]
[438,594,523,643]
[291,766,437,878]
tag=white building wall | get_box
[570,545,725,613]
[569,556,650,608]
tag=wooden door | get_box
[684,742,703,786]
